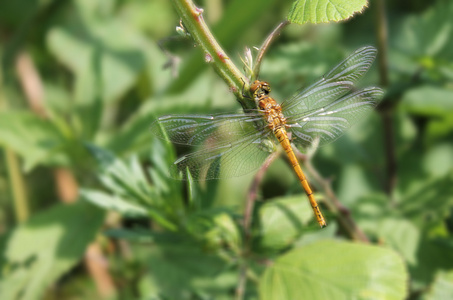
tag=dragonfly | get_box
[150,46,384,228]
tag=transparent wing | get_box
[171,130,275,180]
[281,46,378,116]
[150,112,265,146]
[150,113,276,180]
[287,87,384,149]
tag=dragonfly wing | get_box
[151,112,276,180]
[287,87,384,149]
[150,112,265,146]
[171,130,276,180]
[281,46,378,116]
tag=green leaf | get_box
[422,143,453,178]
[255,195,314,251]
[0,112,66,171]
[287,0,368,24]
[425,270,453,300]
[46,3,147,137]
[394,1,453,60]
[410,237,453,288]
[80,188,148,217]
[47,14,146,104]
[399,172,453,226]
[86,144,178,231]
[145,241,235,299]
[376,218,420,265]
[186,211,242,252]
[260,240,408,300]
[401,86,453,116]
[0,202,104,300]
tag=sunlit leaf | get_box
[377,218,420,265]
[287,0,368,24]
[260,240,408,300]
[0,202,104,300]
[425,270,453,300]
[422,143,453,178]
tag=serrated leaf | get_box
[80,188,148,217]
[0,112,67,171]
[0,202,104,300]
[86,144,178,231]
[260,240,408,300]
[287,0,368,25]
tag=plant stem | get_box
[5,149,30,223]
[253,20,289,79]
[244,152,278,243]
[171,0,248,101]
[375,0,397,200]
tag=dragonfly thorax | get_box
[250,80,271,99]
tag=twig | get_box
[244,152,278,242]
[375,0,397,199]
[296,152,370,243]
[253,20,290,79]
[237,152,278,300]
[235,261,248,300]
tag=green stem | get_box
[171,0,249,102]
[5,149,30,222]
[375,0,397,200]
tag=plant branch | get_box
[375,0,397,199]
[244,152,278,243]
[171,0,248,100]
[236,152,278,300]
[253,20,289,79]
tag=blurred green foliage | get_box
[0,0,452,299]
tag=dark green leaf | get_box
[144,241,234,299]
[410,237,453,288]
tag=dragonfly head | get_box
[250,80,271,99]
